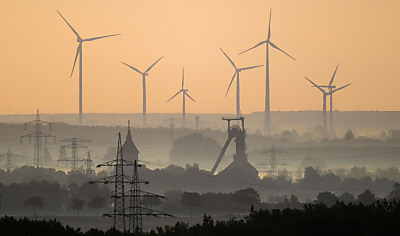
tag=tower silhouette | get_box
[20,109,55,168]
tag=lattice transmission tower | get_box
[90,133,134,232]
[261,145,287,178]
[90,132,171,233]
[20,109,55,168]
[127,160,172,232]
[58,137,90,173]
[0,150,22,172]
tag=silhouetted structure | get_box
[211,117,258,180]
[127,160,171,232]
[85,150,95,176]
[90,133,134,231]
[305,70,350,133]
[220,48,263,117]
[57,11,120,125]
[58,137,90,173]
[121,57,163,126]
[20,109,55,168]
[239,9,295,136]
[261,146,286,178]
[195,115,200,130]
[167,67,196,128]
[0,150,22,172]
[90,133,134,232]
[122,121,139,162]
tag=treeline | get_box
[2,165,400,213]
[0,179,111,216]
[161,182,400,216]
[2,201,400,235]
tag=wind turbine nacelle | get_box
[182,89,188,92]
[77,38,83,42]
[145,73,149,76]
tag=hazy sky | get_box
[1,0,399,115]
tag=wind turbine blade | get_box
[185,93,196,102]
[167,90,182,102]
[220,48,236,69]
[329,63,339,86]
[182,67,185,89]
[267,9,272,40]
[57,11,80,38]
[331,83,351,94]
[145,56,164,73]
[83,34,120,42]
[240,65,264,71]
[120,61,143,75]
[238,41,267,55]
[225,72,237,97]
[269,41,295,60]
[71,43,82,78]
[305,77,325,93]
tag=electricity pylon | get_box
[261,145,287,178]
[0,150,22,172]
[20,109,55,168]
[90,132,171,233]
[127,160,172,232]
[90,133,134,232]
[58,137,89,173]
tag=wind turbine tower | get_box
[57,11,120,125]
[220,48,263,117]
[167,68,196,128]
[305,68,350,133]
[239,9,295,135]
[315,64,350,133]
[121,57,164,126]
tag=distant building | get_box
[122,120,139,162]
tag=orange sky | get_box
[0,0,399,115]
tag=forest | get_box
[2,200,400,235]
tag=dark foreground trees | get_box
[2,201,400,235]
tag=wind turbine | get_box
[313,64,339,133]
[57,11,120,126]
[167,68,196,128]
[305,75,351,133]
[239,9,295,136]
[121,56,164,126]
[304,77,329,132]
[220,48,263,117]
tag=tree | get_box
[388,182,400,201]
[344,130,354,140]
[338,192,355,204]
[170,133,221,163]
[88,196,106,216]
[71,198,84,216]
[357,190,376,205]
[181,192,201,217]
[316,191,338,207]
[24,196,44,216]
[233,188,261,209]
